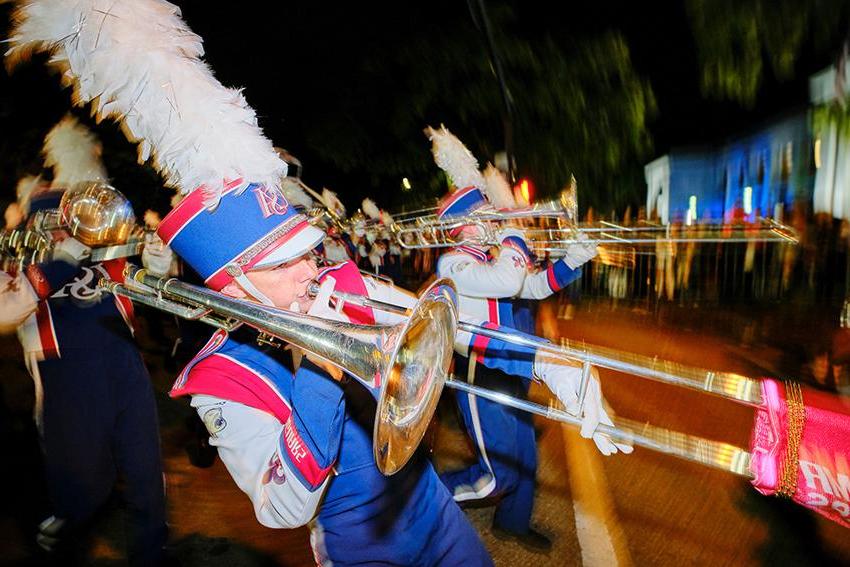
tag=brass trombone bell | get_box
[1,182,144,267]
[59,181,137,247]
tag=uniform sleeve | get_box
[436,249,527,298]
[454,319,539,379]
[519,258,581,300]
[189,363,345,529]
[362,277,416,325]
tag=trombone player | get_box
[425,125,631,552]
[0,116,170,564]
[159,183,498,566]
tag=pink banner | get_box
[750,378,850,528]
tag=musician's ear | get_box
[221,281,247,299]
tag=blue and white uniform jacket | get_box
[173,261,493,566]
[436,242,581,378]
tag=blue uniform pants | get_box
[37,343,167,565]
[441,356,538,534]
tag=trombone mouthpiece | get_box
[307,281,321,298]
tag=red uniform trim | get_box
[35,302,59,359]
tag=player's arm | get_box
[436,231,533,299]
[190,361,345,529]
[362,276,416,326]
[519,258,582,300]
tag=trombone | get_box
[384,185,798,254]
[101,265,762,479]
[101,265,460,476]
[1,181,144,268]
[393,210,798,253]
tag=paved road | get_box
[1,298,849,565]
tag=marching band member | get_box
[425,125,630,551]
[322,229,353,263]
[10,1,494,564]
[0,116,169,565]
[10,3,625,563]
[159,186,494,566]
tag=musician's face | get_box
[223,255,319,312]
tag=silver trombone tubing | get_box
[102,264,461,475]
[112,264,406,388]
[320,283,758,475]
[317,285,764,407]
[394,217,798,249]
[445,377,753,478]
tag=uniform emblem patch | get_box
[262,455,286,485]
[202,408,227,437]
[252,185,289,218]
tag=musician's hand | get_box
[306,277,349,323]
[141,233,174,276]
[52,236,90,265]
[533,356,632,456]
[303,277,349,381]
[0,271,38,333]
[4,203,23,230]
[564,231,598,269]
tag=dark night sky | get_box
[0,1,842,214]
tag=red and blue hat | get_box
[436,186,492,220]
[158,179,325,290]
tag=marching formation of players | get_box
[0,1,627,565]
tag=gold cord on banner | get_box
[777,381,805,498]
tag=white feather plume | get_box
[321,188,346,219]
[279,177,315,209]
[380,210,394,225]
[15,174,43,214]
[42,115,107,187]
[482,163,517,209]
[362,198,381,221]
[424,124,485,192]
[7,0,286,206]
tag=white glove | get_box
[141,233,174,276]
[534,355,633,456]
[306,277,350,324]
[303,277,349,381]
[0,272,38,334]
[52,236,91,264]
[564,232,598,269]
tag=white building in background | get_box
[811,64,850,220]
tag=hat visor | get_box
[252,224,326,269]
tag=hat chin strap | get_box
[233,273,275,307]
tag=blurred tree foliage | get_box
[686,0,850,106]
[301,3,655,215]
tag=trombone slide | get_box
[445,377,754,478]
